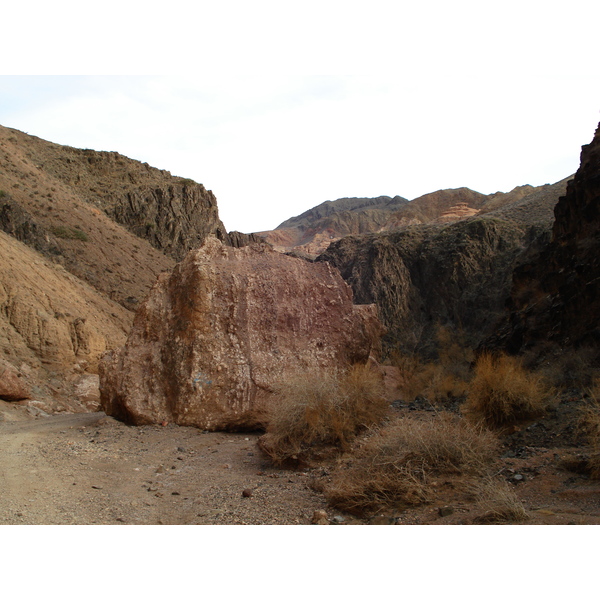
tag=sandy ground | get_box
[0,406,328,525]
[2,396,600,526]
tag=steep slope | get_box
[488,123,600,354]
[0,125,231,259]
[0,230,132,412]
[0,125,259,308]
[318,218,528,355]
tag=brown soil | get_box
[0,403,327,525]
[2,390,600,525]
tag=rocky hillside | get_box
[0,125,258,412]
[0,125,258,306]
[258,183,566,256]
[317,179,569,355]
[258,195,407,255]
[0,230,132,412]
[487,122,600,355]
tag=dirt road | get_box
[0,407,327,525]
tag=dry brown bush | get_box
[577,379,600,478]
[472,478,529,523]
[393,352,429,401]
[393,355,469,403]
[392,326,472,403]
[463,353,550,430]
[323,413,499,516]
[258,364,389,466]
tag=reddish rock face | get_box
[0,359,30,401]
[99,237,384,430]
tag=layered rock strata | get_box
[0,230,132,412]
[100,237,384,430]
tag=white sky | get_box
[2,1,599,233]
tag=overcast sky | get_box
[2,1,599,234]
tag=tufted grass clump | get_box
[323,413,499,516]
[258,364,389,467]
[463,353,550,430]
[472,478,529,523]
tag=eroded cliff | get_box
[488,122,600,353]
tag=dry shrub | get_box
[393,354,469,403]
[259,364,389,466]
[577,380,600,478]
[323,413,499,516]
[472,478,529,523]
[463,353,550,430]
[393,352,429,401]
[392,326,472,403]
[425,364,469,402]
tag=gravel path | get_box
[0,410,327,525]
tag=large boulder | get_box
[99,237,384,430]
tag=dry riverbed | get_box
[0,403,328,525]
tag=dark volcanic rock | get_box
[0,194,61,258]
[109,183,229,262]
[318,218,530,355]
[488,122,600,353]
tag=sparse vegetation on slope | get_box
[50,225,89,241]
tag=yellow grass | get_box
[259,364,389,466]
[323,413,499,516]
[463,353,550,429]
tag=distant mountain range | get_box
[256,180,569,256]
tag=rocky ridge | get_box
[0,125,259,304]
[258,183,567,257]
[488,123,600,354]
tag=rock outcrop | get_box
[318,218,535,355]
[488,122,600,353]
[0,230,132,411]
[0,358,30,401]
[100,237,384,430]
